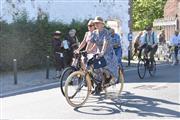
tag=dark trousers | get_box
[174,46,179,61]
[138,44,158,61]
[54,53,64,71]
[144,45,158,61]
[63,50,73,67]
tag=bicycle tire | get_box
[137,59,146,79]
[64,71,91,107]
[104,67,124,99]
[60,66,76,96]
[149,60,156,77]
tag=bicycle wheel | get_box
[137,59,146,79]
[64,71,91,107]
[60,66,76,96]
[149,60,156,77]
[104,67,124,99]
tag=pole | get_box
[128,46,131,66]
[46,56,50,79]
[13,59,17,84]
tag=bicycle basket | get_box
[87,56,107,69]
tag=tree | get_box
[132,0,167,30]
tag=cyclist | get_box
[133,31,144,59]
[86,16,119,95]
[74,20,97,67]
[170,30,180,65]
[140,26,158,69]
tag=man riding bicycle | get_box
[139,26,158,69]
[170,30,180,65]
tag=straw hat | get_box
[93,16,104,24]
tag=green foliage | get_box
[133,0,167,30]
[0,12,88,71]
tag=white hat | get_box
[54,30,61,35]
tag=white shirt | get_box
[170,34,180,46]
[141,32,158,45]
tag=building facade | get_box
[153,0,180,41]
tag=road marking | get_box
[0,63,171,97]
[133,83,168,90]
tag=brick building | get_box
[153,0,180,41]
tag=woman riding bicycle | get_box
[86,16,119,94]
[74,20,97,69]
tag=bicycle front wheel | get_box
[137,59,146,79]
[149,60,156,77]
[104,68,124,99]
[60,66,76,96]
[64,71,91,107]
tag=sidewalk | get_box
[0,59,167,97]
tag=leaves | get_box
[133,0,167,30]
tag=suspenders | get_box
[145,32,155,44]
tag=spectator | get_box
[133,31,143,58]
[158,29,166,45]
[109,28,123,67]
[52,31,64,78]
[64,29,79,67]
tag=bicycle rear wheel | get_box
[149,60,156,77]
[64,71,91,107]
[104,67,124,99]
[137,59,146,79]
[60,66,76,96]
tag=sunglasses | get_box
[88,25,94,27]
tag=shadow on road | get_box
[125,65,180,83]
[74,91,180,118]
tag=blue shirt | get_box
[111,33,121,47]
[170,34,180,46]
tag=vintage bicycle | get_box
[137,48,157,79]
[64,52,124,107]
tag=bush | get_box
[0,12,88,71]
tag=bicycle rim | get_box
[60,67,76,96]
[137,59,146,79]
[105,68,124,99]
[64,71,91,107]
[149,60,156,77]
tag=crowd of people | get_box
[52,16,180,79]
[51,16,122,78]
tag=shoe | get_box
[104,75,112,84]
[93,84,102,95]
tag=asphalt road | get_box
[1,64,180,119]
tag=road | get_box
[1,64,180,119]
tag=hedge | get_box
[0,12,88,71]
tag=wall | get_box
[163,0,180,41]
